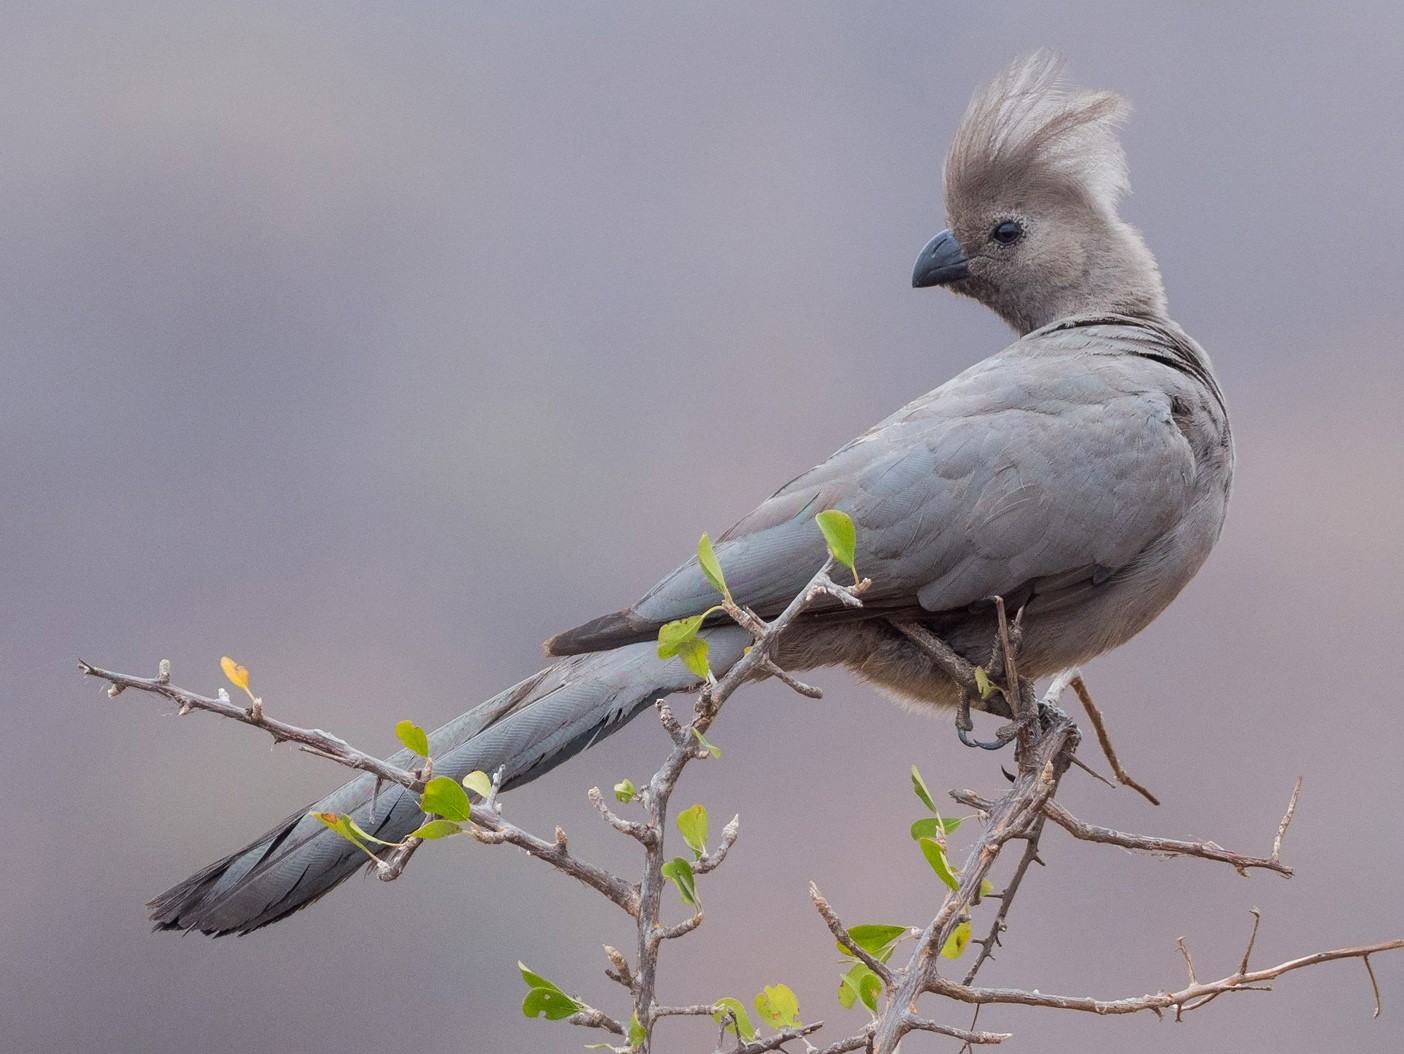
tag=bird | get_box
[148,53,1232,935]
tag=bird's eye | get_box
[990,220,1024,245]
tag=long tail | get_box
[147,629,750,935]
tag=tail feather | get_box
[148,630,749,935]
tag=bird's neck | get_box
[1012,222,1168,335]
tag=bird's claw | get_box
[958,725,1015,750]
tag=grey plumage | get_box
[150,53,1231,935]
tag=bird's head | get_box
[913,53,1167,335]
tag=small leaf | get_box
[408,819,464,840]
[910,765,938,813]
[311,811,379,862]
[980,877,996,897]
[518,962,565,994]
[462,770,492,799]
[919,836,960,891]
[754,983,802,1030]
[692,727,721,759]
[712,998,755,1041]
[698,533,730,600]
[421,775,472,822]
[857,969,882,1012]
[910,816,962,841]
[614,778,637,804]
[521,987,583,1020]
[940,920,972,959]
[676,636,712,680]
[838,962,883,1012]
[843,924,907,959]
[345,816,407,847]
[219,656,254,699]
[973,666,996,700]
[657,614,706,658]
[815,509,857,573]
[837,962,864,1009]
[677,804,708,858]
[395,720,430,757]
[628,1012,646,1048]
[660,857,698,906]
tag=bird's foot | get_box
[955,694,1018,751]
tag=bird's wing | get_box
[547,321,1199,655]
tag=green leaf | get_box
[919,836,960,891]
[517,964,585,1020]
[754,983,802,1030]
[973,666,996,700]
[660,857,698,906]
[940,920,972,960]
[310,811,379,861]
[712,998,755,1041]
[395,720,430,757]
[698,533,730,600]
[692,727,722,758]
[909,816,962,841]
[407,819,464,840]
[344,816,408,847]
[520,986,583,1020]
[910,764,938,813]
[980,877,996,897]
[614,778,637,804]
[518,962,565,994]
[462,770,492,799]
[657,613,707,658]
[838,962,882,1012]
[857,969,882,1012]
[843,924,907,960]
[815,509,857,573]
[676,636,711,679]
[420,775,472,822]
[628,1012,646,1049]
[837,962,864,1009]
[677,804,708,858]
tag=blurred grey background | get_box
[4,2,1403,1052]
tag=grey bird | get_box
[149,54,1232,935]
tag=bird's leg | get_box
[887,618,1021,750]
[976,600,1039,751]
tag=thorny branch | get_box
[81,558,869,1054]
[82,569,1402,1053]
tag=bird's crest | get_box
[945,52,1133,216]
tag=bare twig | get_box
[810,883,896,987]
[564,1007,626,1035]
[961,818,1047,985]
[79,659,424,792]
[1273,776,1304,864]
[1041,799,1294,877]
[374,835,423,882]
[906,1016,1010,1043]
[1068,673,1160,805]
[929,938,1404,1017]
[718,1021,825,1054]
[694,815,741,875]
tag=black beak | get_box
[912,229,970,288]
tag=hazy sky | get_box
[4,3,1403,1052]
